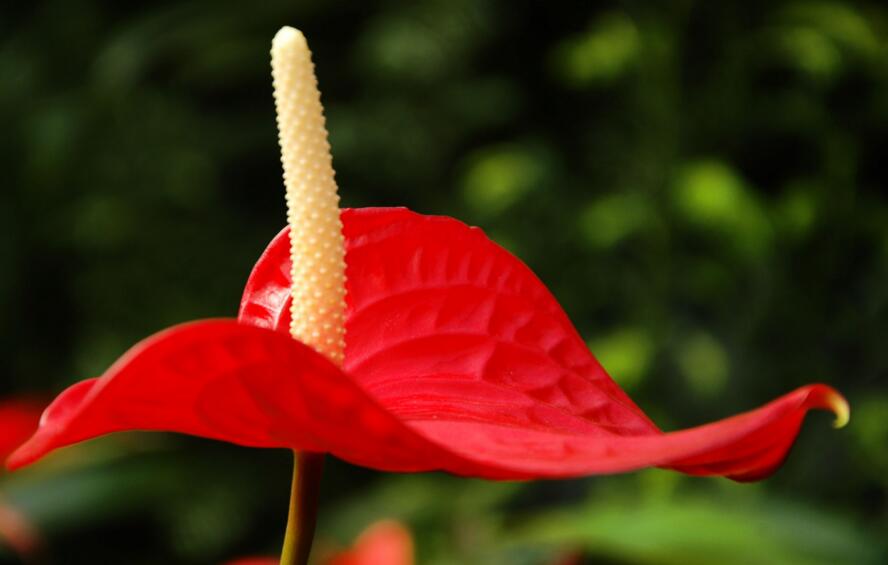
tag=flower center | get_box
[271,27,346,366]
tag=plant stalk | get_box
[280,451,325,565]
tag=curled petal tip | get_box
[806,384,849,429]
[827,391,850,429]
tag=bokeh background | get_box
[1,1,886,563]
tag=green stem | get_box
[280,451,325,565]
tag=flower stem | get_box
[280,451,325,565]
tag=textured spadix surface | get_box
[7,208,847,481]
[272,26,346,365]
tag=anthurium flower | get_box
[226,520,412,565]
[7,25,847,565]
[6,207,849,480]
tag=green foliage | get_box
[588,327,655,391]
[552,13,641,86]
[515,492,880,565]
[675,331,729,399]
[671,160,772,260]
[461,143,548,218]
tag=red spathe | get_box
[8,208,847,481]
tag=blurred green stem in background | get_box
[280,452,324,565]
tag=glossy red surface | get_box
[0,399,44,463]
[8,208,846,481]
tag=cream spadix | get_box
[271,27,346,366]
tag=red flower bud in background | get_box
[226,520,412,565]
[0,398,44,559]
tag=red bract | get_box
[8,208,847,481]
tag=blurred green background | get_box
[1,0,886,563]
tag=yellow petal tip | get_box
[827,391,850,429]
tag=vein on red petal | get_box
[9,208,846,483]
